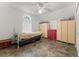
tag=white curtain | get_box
[22,15,32,33]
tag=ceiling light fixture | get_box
[38,9,42,14]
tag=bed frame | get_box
[17,34,42,48]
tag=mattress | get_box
[18,32,42,41]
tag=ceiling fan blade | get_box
[36,2,49,9]
[45,8,52,12]
[36,2,43,9]
[36,2,50,14]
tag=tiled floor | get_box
[0,38,77,57]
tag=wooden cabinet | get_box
[61,21,68,42]
[57,20,75,44]
[67,20,75,44]
[57,21,62,41]
[39,22,49,38]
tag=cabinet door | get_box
[68,20,75,44]
[61,21,68,42]
[57,21,62,41]
[39,23,49,38]
[43,23,48,38]
[39,24,44,37]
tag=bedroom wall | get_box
[31,15,40,32]
[10,3,76,37]
[38,5,76,29]
[76,3,79,56]
[49,20,57,29]
[11,6,41,33]
[0,3,28,40]
[0,3,16,40]
[40,5,76,21]
[0,2,76,40]
[0,3,40,40]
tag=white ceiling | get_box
[10,2,76,15]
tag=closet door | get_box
[61,21,67,42]
[68,20,75,44]
[39,24,44,37]
[39,23,49,38]
[57,21,62,41]
[44,23,49,38]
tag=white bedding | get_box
[18,32,42,40]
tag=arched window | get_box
[22,15,32,33]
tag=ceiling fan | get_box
[37,2,52,14]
